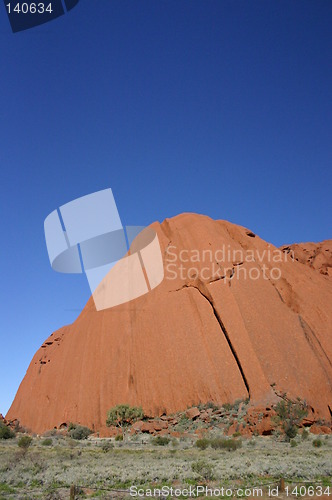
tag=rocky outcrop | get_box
[281,240,332,276]
[6,214,332,434]
[100,402,332,439]
[0,413,21,432]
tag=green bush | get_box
[177,414,190,429]
[210,437,242,451]
[224,438,242,451]
[68,424,92,440]
[274,395,308,441]
[195,438,210,450]
[41,438,53,446]
[152,436,170,446]
[285,425,298,439]
[222,403,233,411]
[301,429,309,440]
[313,438,322,448]
[18,436,33,450]
[200,401,219,411]
[290,439,297,447]
[191,460,215,481]
[115,433,123,441]
[101,441,114,452]
[210,437,224,449]
[0,423,15,440]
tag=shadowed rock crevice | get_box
[175,279,250,397]
[269,280,285,304]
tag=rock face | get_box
[6,214,332,433]
[281,240,332,277]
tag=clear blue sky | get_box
[0,1,331,416]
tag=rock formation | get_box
[6,214,332,434]
[281,239,332,277]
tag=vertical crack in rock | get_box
[270,282,285,304]
[298,315,332,372]
[175,280,250,397]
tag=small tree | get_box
[274,394,308,440]
[106,404,143,440]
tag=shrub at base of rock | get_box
[0,422,15,439]
[68,423,92,440]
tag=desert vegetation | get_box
[0,422,15,440]
[67,423,92,441]
[0,400,331,498]
[272,394,308,440]
[196,436,242,451]
[0,429,331,498]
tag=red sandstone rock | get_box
[199,411,210,422]
[280,240,332,276]
[194,428,208,438]
[310,424,331,435]
[6,214,332,434]
[227,423,252,437]
[254,416,275,436]
[140,422,155,433]
[227,423,238,436]
[185,407,200,420]
[131,421,144,432]
[152,420,168,431]
[158,429,169,436]
[98,425,120,438]
[302,418,316,427]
